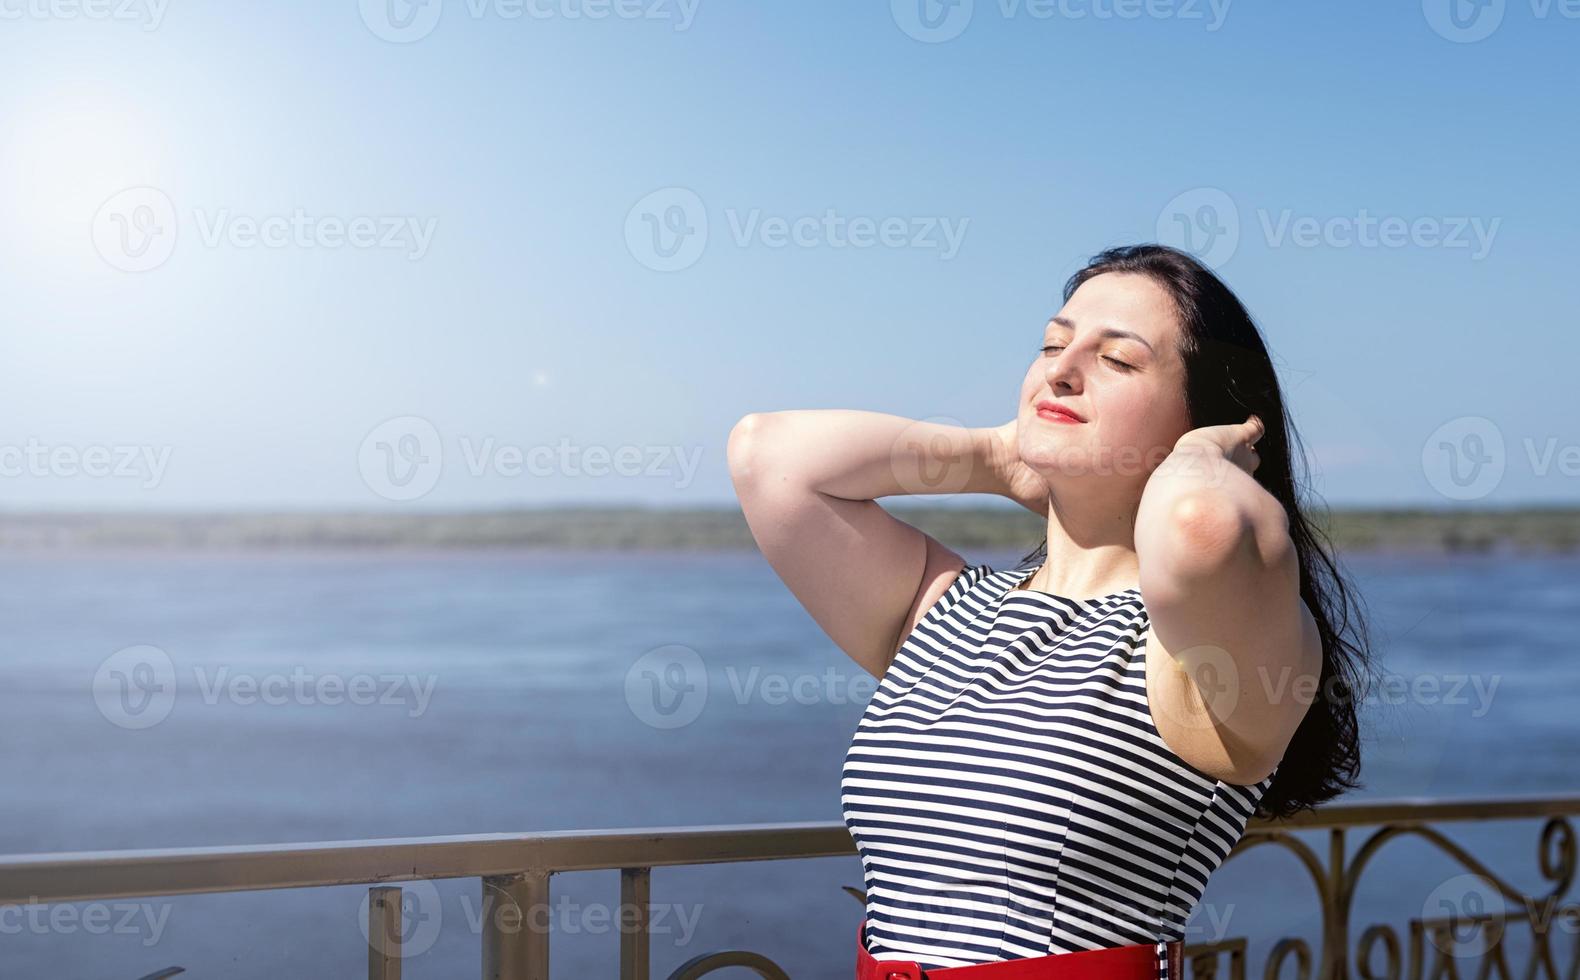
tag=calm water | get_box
[1,549,1576,977]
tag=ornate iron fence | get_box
[1,795,1575,979]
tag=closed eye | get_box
[1039,345,1135,371]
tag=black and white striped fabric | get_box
[841,559,1277,977]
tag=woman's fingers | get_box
[1241,415,1263,474]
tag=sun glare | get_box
[5,87,163,258]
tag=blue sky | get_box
[1,1,1575,510]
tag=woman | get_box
[726,244,1371,979]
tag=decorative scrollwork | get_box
[1353,924,1399,980]
[664,950,791,979]
[1191,831,1334,979]
[1263,937,1312,980]
[1539,817,1577,892]
[1342,817,1578,977]
[1191,814,1580,979]
[1182,938,1245,980]
[1345,819,1576,913]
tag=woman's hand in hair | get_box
[985,419,1051,517]
[1169,414,1265,480]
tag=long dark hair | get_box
[1018,243,1373,819]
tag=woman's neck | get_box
[1030,483,1143,596]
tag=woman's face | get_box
[1016,271,1192,484]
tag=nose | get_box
[1043,347,1084,393]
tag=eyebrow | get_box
[1048,316,1155,354]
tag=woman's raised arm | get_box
[727,410,1035,679]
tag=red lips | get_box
[1035,400,1086,423]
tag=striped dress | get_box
[840,559,1277,978]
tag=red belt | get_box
[856,918,1179,980]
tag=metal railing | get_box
[2,795,1577,979]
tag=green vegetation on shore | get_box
[1,505,1576,554]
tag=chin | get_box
[1021,441,1093,474]
[1029,441,1149,481]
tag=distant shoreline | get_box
[0,505,1575,554]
